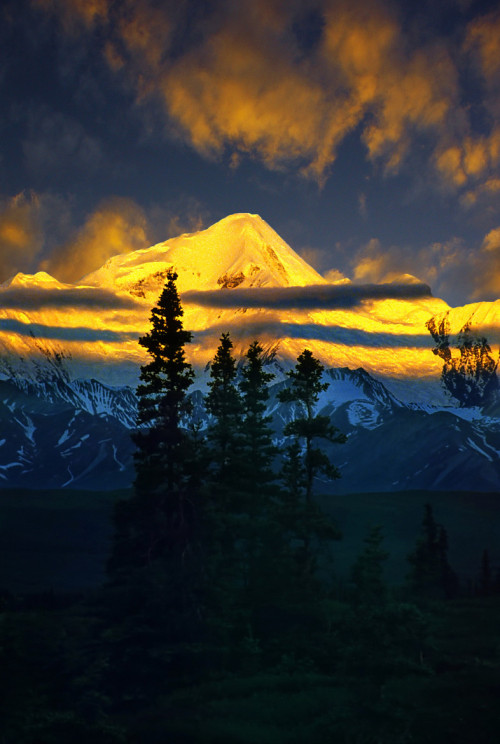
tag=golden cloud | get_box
[434,128,500,192]
[481,227,500,254]
[41,198,149,282]
[350,230,500,304]
[466,9,500,88]
[0,192,44,282]
[468,227,500,299]
[33,0,500,193]
[321,3,457,171]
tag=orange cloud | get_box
[434,128,500,191]
[471,227,500,298]
[33,0,500,193]
[0,192,44,282]
[41,198,149,282]
[351,236,463,294]
[432,9,500,200]
[321,3,457,171]
[463,230,500,299]
[350,230,500,304]
[466,9,500,89]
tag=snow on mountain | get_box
[1,271,68,290]
[0,212,451,398]
[0,376,135,488]
[1,363,497,492]
[83,213,327,293]
[0,212,499,491]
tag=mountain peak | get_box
[82,212,326,295]
[2,271,65,290]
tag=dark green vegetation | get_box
[2,273,500,743]
[1,488,498,593]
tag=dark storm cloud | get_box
[183,282,433,310]
[0,318,139,342]
[0,286,140,310]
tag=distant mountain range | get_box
[0,213,499,491]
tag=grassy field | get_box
[0,487,498,592]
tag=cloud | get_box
[432,9,500,199]
[465,8,500,95]
[351,236,467,303]
[471,227,500,298]
[33,0,500,197]
[159,0,460,181]
[183,282,432,311]
[33,0,109,32]
[0,286,140,310]
[323,268,350,283]
[146,196,209,243]
[350,230,500,305]
[0,317,138,342]
[433,129,500,190]
[0,192,44,281]
[0,188,209,283]
[40,197,149,282]
[194,320,433,348]
[25,0,450,182]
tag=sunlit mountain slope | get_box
[83,212,327,292]
[0,213,499,491]
[0,213,458,401]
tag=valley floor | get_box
[1,487,498,593]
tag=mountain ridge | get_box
[0,213,498,492]
[1,365,498,491]
[0,212,464,400]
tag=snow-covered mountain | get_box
[1,365,498,491]
[0,213,453,396]
[0,212,499,491]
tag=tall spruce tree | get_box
[274,350,344,584]
[278,349,346,502]
[238,341,277,501]
[105,270,204,699]
[203,334,253,656]
[110,268,196,572]
[205,333,243,491]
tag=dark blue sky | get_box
[1,0,500,305]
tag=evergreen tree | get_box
[278,349,346,502]
[203,333,249,653]
[350,525,389,606]
[205,333,243,490]
[339,526,429,681]
[105,270,204,700]
[273,351,343,595]
[110,269,196,572]
[407,504,458,598]
[238,340,277,500]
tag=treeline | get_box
[1,271,500,744]
[108,270,348,679]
